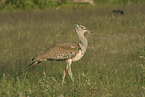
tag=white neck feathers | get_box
[76,30,88,55]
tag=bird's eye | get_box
[81,27,84,29]
[83,27,87,30]
[79,25,87,30]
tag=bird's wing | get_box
[33,43,80,61]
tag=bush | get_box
[0,0,59,10]
[0,0,145,10]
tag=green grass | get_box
[1,0,145,11]
[0,5,145,97]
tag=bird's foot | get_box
[62,80,66,86]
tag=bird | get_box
[113,9,124,15]
[28,24,90,85]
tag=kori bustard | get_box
[28,24,90,85]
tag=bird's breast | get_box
[72,50,83,62]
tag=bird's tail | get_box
[28,61,40,67]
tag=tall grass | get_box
[0,5,144,97]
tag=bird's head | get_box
[75,24,91,35]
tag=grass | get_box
[0,5,145,97]
[1,0,145,11]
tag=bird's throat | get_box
[77,33,88,55]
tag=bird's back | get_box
[32,43,80,61]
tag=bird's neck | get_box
[77,33,88,55]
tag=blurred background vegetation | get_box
[0,0,145,10]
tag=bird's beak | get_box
[86,30,91,34]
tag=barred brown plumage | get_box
[28,24,91,85]
[30,43,80,62]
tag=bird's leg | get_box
[68,63,74,83]
[62,64,68,85]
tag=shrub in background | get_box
[0,0,144,10]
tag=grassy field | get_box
[0,5,145,97]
